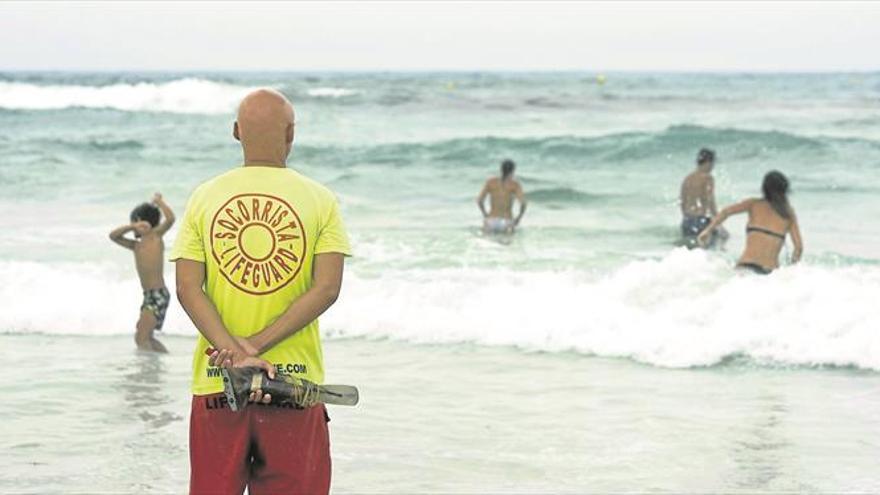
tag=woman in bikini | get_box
[698,171,803,274]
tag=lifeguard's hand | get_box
[208,348,275,404]
[152,192,163,203]
[235,336,260,357]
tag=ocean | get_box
[1,72,879,493]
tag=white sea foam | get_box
[326,250,880,370]
[0,261,192,338]
[2,250,878,370]
[306,87,359,98]
[0,78,257,114]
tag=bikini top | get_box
[746,225,786,240]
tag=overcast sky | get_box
[1,1,878,72]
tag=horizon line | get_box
[1,68,879,75]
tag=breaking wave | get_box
[0,78,258,114]
[3,250,878,371]
[306,87,359,98]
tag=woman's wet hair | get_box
[501,159,515,179]
[130,203,160,227]
[762,170,791,220]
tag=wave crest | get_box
[0,78,257,114]
[306,87,359,98]
[326,250,880,370]
[3,250,878,371]
[295,124,867,169]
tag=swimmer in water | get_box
[680,148,728,249]
[477,159,527,234]
[698,171,803,274]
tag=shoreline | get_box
[3,333,879,493]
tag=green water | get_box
[2,72,880,491]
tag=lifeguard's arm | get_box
[514,181,528,226]
[177,259,275,379]
[698,199,754,245]
[789,211,804,264]
[109,224,137,250]
[176,259,245,353]
[152,193,176,235]
[476,181,490,218]
[248,253,345,354]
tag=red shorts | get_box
[189,393,331,495]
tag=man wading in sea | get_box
[679,148,728,248]
[477,159,527,234]
[171,89,351,494]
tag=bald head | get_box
[234,88,295,166]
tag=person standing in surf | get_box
[171,89,351,494]
[477,159,527,234]
[698,170,803,274]
[680,148,728,248]
[109,192,175,353]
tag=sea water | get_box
[0,72,879,492]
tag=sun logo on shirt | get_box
[210,193,307,295]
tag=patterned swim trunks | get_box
[141,287,170,331]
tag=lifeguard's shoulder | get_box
[289,170,339,202]
[189,167,339,204]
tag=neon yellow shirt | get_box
[170,166,351,395]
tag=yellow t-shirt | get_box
[170,166,352,395]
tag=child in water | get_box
[109,193,175,352]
